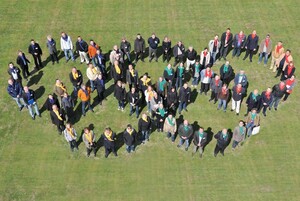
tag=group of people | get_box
[6,28,296,158]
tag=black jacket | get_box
[246,92,261,110]
[16,53,30,68]
[75,40,88,52]
[221,32,233,47]
[272,84,286,98]
[114,85,126,101]
[123,129,137,146]
[219,64,233,81]
[8,66,22,80]
[102,132,116,148]
[126,69,139,86]
[163,68,175,82]
[148,37,160,49]
[178,87,191,102]
[162,41,171,53]
[245,34,259,50]
[46,97,60,111]
[134,37,145,52]
[186,49,197,60]
[214,131,229,148]
[128,91,140,105]
[69,70,83,87]
[232,86,245,101]
[28,42,42,55]
[50,109,65,126]
[22,89,36,105]
[138,116,152,131]
[167,90,178,106]
[193,131,208,146]
[94,77,105,93]
[120,40,131,53]
[173,44,185,58]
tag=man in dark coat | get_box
[219,28,233,60]
[123,124,137,153]
[134,33,145,63]
[120,37,131,62]
[214,128,229,156]
[269,82,287,111]
[243,30,259,62]
[192,127,207,158]
[245,89,261,115]
[50,104,65,134]
[219,61,233,85]
[177,120,193,151]
[7,78,26,111]
[75,36,89,64]
[148,33,160,62]
[128,87,140,118]
[94,74,105,106]
[102,127,117,158]
[114,81,126,111]
[138,113,152,143]
[178,83,191,114]
[28,39,43,69]
[69,67,83,98]
[173,41,185,66]
[16,50,30,80]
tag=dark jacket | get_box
[232,34,246,48]
[128,91,140,105]
[69,70,83,87]
[173,44,185,58]
[111,63,123,82]
[234,74,248,88]
[232,86,245,101]
[282,66,295,80]
[16,53,30,68]
[221,32,233,47]
[126,69,139,86]
[28,42,42,55]
[186,49,197,60]
[114,85,126,101]
[272,84,287,98]
[163,68,175,82]
[162,41,171,53]
[210,79,223,93]
[50,109,65,126]
[193,131,207,146]
[245,34,259,50]
[178,87,191,102]
[246,92,261,110]
[76,40,88,52]
[214,131,229,148]
[148,37,160,49]
[22,89,36,105]
[217,88,229,100]
[156,80,168,97]
[220,64,233,81]
[7,81,22,98]
[120,40,131,53]
[260,91,273,106]
[123,129,137,146]
[178,124,193,139]
[134,37,145,52]
[8,66,22,80]
[94,77,105,93]
[167,90,178,106]
[102,132,116,148]
[46,97,60,111]
[138,116,152,131]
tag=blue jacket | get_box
[7,82,22,98]
[234,74,248,87]
[148,37,160,49]
[245,34,259,50]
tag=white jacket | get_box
[60,36,73,50]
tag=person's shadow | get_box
[203,127,214,151]
[174,114,184,141]
[115,131,125,152]
[190,88,198,103]
[35,86,45,100]
[27,71,44,87]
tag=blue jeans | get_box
[82,100,92,115]
[232,47,242,57]
[258,52,269,65]
[28,102,40,117]
[130,104,139,117]
[91,57,96,66]
[269,96,281,109]
[192,77,199,86]
[246,122,255,137]
[89,80,95,91]
[166,132,175,142]
[12,97,26,108]
[179,138,189,148]
[211,52,217,64]
[232,140,239,148]
[178,101,187,113]
[218,99,227,111]
[126,144,135,153]
[118,100,124,108]
[176,77,183,90]
[141,130,149,142]
[64,49,74,61]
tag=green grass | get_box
[0,0,300,200]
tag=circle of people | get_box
[7,28,296,158]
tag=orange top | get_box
[88,44,99,58]
[78,87,91,102]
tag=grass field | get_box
[0,0,300,201]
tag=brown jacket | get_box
[272,45,284,59]
[258,39,272,54]
[245,112,260,126]
[163,117,177,134]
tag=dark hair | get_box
[127,124,132,129]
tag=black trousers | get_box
[219,45,229,59]
[200,83,210,93]
[50,52,59,63]
[97,90,105,103]
[174,55,184,66]
[283,92,290,101]
[20,65,30,78]
[135,51,144,62]
[163,51,171,62]
[105,145,117,157]
[32,54,43,68]
[243,49,255,61]
[210,91,218,102]
[87,145,96,156]
[156,116,165,130]
[214,144,226,156]
[69,140,78,151]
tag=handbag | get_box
[252,126,260,135]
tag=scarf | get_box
[265,91,271,99]
[142,78,151,86]
[276,45,282,54]
[67,128,75,139]
[223,65,228,73]
[127,129,134,135]
[115,65,121,74]
[239,126,244,135]
[91,67,98,75]
[251,113,256,121]
[105,131,114,141]
[265,38,269,48]
[48,39,55,46]
[203,51,208,57]
[165,67,173,76]
[215,79,220,86]
[53,109,63,121]
[222,133,227,140]
[205,70,212,78]
[198,131,204,139]
[72,72,78,79]
[183,125,190,131]
[129,69,135,77]
[85,132,93,143]
[195,64,200,73]
[178,67,184,78]
[62,34,68,42]
[287,65,293,75]
[159,79,166,91]
[56,83,66,92]
[167,117,175,126]
[222,87,227,94]
[279,83,285,91]
[142,116,148,122]
[251,33,256,39]
[252,93,258,101]
[214,39,218,46]
[158,108,166,117]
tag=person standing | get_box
[208,35,221,64]
[219,61,233,86]
[192,127,207,158]
[173,41,185,66]
[7,78,26,111]
[217,84,229,112]
[269,81,286,111]
[134,33,146,63]
[63,123,78,152]
[200,67,214,95]
[234,70,248,88]
[245,89,261,115]
[94,73,105,106]
[114,80,126,111]
[61,92,74,123]
[219,28,233,60]
[16,50,30,80]
[148,33,160,62]
[111,60,123,83]
[28,39,43,69]
[138,113,152,143]
[258,34,272,66]
[283,75,296,102]
[102,127,117,158]
[243,30,259,62]
[46,94,60,112]
[155,103,167,132]
[75,36,89,64]
[231,84,245,116]
[156,77,168,100]
[120,37,131,62]
[177,120,193,151]
[209,75,222,104]
[281,61,296,81]
[163,63,175,89]
[77,84,94,116]
[126,64,139,90]
[88,40,100,66]
[275,50,293,78]
[259,88,273,117]
[232,31,246,58]
[191,61,201,87]
[86,63,100,91]
[175,62,185,90]
[178,83,191,115]
[54,79,67,106]
[269,41,284,72]
[82,127,96,157]
[163,114,177,143]
[7,62,23,86]
[232,120,246,150]
[245,109,260,137]
[214,128,229,156]
[162,36,171,63]
[60,32,75,62]
[69,67,83,98]
[50,104,65,134]
[128,87,140,118]
[46,35,59,65]
[123,124,137,153]
[167,87,178,113]
[186,46,197,71]
[199,48,211,68]
[94,49,106,77]
[22,86,40,120]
